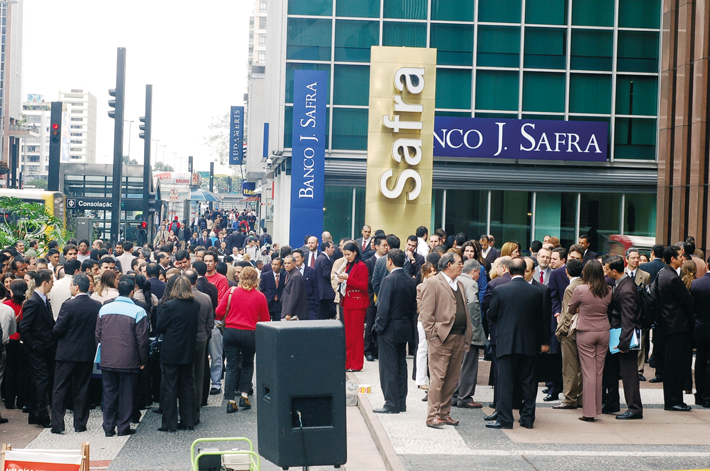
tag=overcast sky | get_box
[23,0,251,174]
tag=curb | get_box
[347,372,406,471]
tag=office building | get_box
[58,89,98,163]
[20,94,51,181]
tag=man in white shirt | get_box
[48,260,81,320]
[115,241,136,275]
[416,226,430,257]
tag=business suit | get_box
[355,237,374,258]
[534,266,552,286]
[199,236,213,248]
[628,269,651,287]
[555,277,584,407]
[532,279,556,387]
[488,277,545,428]
[281,268,309,320]
[18,291,56,426]
[481,272,511,408]
[374,269,417,412]
[259,270,284,322]
[546,265,569,396]
[314,253,336,320]
[691,273,710,405]
[582,250,598,267]
[639,259,664,283]
[657,265,695,408]
[50,294,101,431]
[148,277,166,301]
[342,260,370,371]
[364,255,380,360]
[453,274,486,407]
[627,268,650,376]
[639,258,666,378]
[484,247,501,265]
[191,287,214,423]
[604,275,643,415]
[419,273,473,423]
[298,264,319,320]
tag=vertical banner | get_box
[365,47,437,240]
[242,181,256,196]
[289,70,328,248]
[229,106,244,165]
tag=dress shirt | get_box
[36,290,48,304]
[482,247,490,258]
[441,272,458,291]
[614,274,628,291]
[416,238,430,257]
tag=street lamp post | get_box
[152,139,159,166]
[161,145,167,170]
[124,120,134,161]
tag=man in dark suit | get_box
[199,230,213,248]
[480,235,500,265]
[579,235,597,266]
[639,244,666,383]
[639,244,665,283]
[302,236,321,269]
[194,261,218,311]
[546,247,570,401]
[18,269,56,428]
[404,236,425,281]
[315,242,337,320]
[50,274,101,433]
[524,258,554,399]
[194,261,221,397]
[481,256,512,414]
[293,249,319,320]
[260,258,285,322]
[658,246,694,411]
[372,250,417,414]
[691,259,710,408]
[364,235,389,361]
[486,258,547,429]
[146,263,166,300]
[604,256,643,419]
[355,225,374,259]
[281,255,309,321]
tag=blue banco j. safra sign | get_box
[433,117,608,162]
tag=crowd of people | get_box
[0,211,708,435]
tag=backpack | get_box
[638,268,663,329]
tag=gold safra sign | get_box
[365,46,436,239]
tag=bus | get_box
[0,189,66,226]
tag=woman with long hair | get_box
[461,241,488,304]
[2,273,17,297]
[134,274,158,333]
[3,279,28,410]
[415,262,438,396]
[338,242,370,372]
[91,270,119,304]
[216,266,270,413]
[681,260,697,291]
[568,260,612,421]
[500,241,521,258]
[155,276,200,432]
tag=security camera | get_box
[266,157,273,166]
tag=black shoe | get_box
[703,401,710,408]
[177,423,195,430]
[39,421,51,428]
[157,427,176,432]
[50,427,64,434]
[365,354,375,362]
[616,411,643,420]
[227,401,238,413]
[0,418,7,424]
[422,392,428,402]
[74,426,87,433]
[542,388,549,394]
[518,420,534,429]
[152,408,163,414]
[117,429,136,436]
[483,411,498,421]
[22,406,29,413]
[664,404,691,412]
[105,430,116,437]
[209,387,221,395]
[602,406,620,415]
[131,413,141,424]
[5,403,15,410]
[649,376,663,383]
[239,397,252,410]
[638,374,647,381]
[543,393,559,402]
[373,408,399,414]
[486,421,512,429]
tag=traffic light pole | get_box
[209,161,214,211]
[110,47,126,244]
[142,85,152,233]
[47,102,64,192]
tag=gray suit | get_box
[534,266,552,286]
[453,273,486,407]
[281,268,309,320]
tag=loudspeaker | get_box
[256,320,346,469]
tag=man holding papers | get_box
[604,256,643,419]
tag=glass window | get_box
[354,187,366,236]
[432,189,445,231]
[334,20,379,62]
[259,17,267,28]
[526,0,567,25]
[285,63,331,104]
[431,0,473,21]
[336,0,379,18]
[288,0,333,16]
[617,31,660,73]
[436,68,472,109]
[572,0,614,27]
[445,190,488,241]
[535,192,577,248]
[286,18,332,61]
[284,106,331,149]
[258,34,266,45]
[478,0,521,23]
[571,29,613,71]
[435,111,472,118]
[569,74,612,114]
[333,65,370,106]
[522,72,565,112]
[580,193,622,250]
[615,76,658,116]
[383,22,427,48]
[431,24,474,66]
[522,114,564,120]
[624,193,656,237]
[614,117,656,160]
[324,186,354,241]
[383,0,427,19]
[524,27,566,69]
[475,70,518,111]
[490,190,532,247]
[332,108,368,150]
[619,0,661,29]
[477,26,520,68]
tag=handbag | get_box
[568,314,579,336]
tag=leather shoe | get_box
[441,416,459,426]
[616,411,643,420]
[543,393,559,402]
[578,416,595,422]
[373,408,399,414]
[703,401,710,408]
[638,374,647,381]
[0,418,7,424]
[39,421,51,428]
[105,430,116,437]
[648,376,663,383]
[157,427,176,432]
[152,408,163,414]
[74,426,87,433]
[50,428,63,434]
[483,411,498,421]
[365,354,375,362]
[518,420,533,429]
[458,401,483,409]
[542,388,549,394]
[177,423,195,430]
[552,403,577,410]
[664,404,691,412]
[209,387,221,395]
[426,418,446,429]
[602,407,620,415]
[486,421,512,429]
[422,392,428,402]
[118,429,136,436]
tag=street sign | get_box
[66,197,113,210]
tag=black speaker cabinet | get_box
[256,320,347,469]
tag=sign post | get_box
[229,106,245,166]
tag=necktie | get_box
[275,273,279,287]
[539,270,544,284]
[362,240,367,251]
[310,253,315,267]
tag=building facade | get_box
[58,89,97,163]
[248,0,661,252]
[1,0,23,184]
[20,94,51,181]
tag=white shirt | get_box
[441,272,458,291]
[0,303,17,344]
[416,238,430,257]
[48,274,73,319]
[482,247,491,258]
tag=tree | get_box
[153,161,174,172]
[0,196,65,251]
[122,156,138,165]
[202,113,229,165]
[25,179,48,190]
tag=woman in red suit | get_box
[337,242,370,371]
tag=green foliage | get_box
[153,161,174,172]
[26,179,48,190]
[0,197,66,251]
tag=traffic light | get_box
[137,220,148,245]
[50,123,60,144]
[139,115,147,139]
[108,88,117,119]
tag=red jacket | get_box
[342,261,370,310]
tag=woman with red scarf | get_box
[337,242,370,371]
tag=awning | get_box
[190,189,221,202]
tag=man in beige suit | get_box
[625,248,651,380]
[553,258,584,410]
[419,252,473,429]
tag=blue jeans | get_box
[208,326,223,389]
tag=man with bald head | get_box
[322,231,343,260]
[303,236,321,268]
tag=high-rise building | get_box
[58,89,97,164]
[0,0,23,186]
[20,94,51,182]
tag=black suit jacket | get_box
[405,252,425,280]
[299,265,319,308]
[658,265,694,335]
[547,265,569,353]
[281,268,309,319]
[155,298,199,365]
[582,250,598,267]
[639,258,665,283]
[259,270,284,311]
[608,275,641,351]
[691,273,710,342]
[374,269,417,343]
[199,237,213,248]
[53,294,101,362]
[18,292,55,352]
[148,277,166,301]
[314,253,335,301]
[196,277,219,312]
[484,247,501,265]
[481,272,511,346]
[532,279,552,346]
[488,277,545,357]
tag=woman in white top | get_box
[91,270,119,304]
